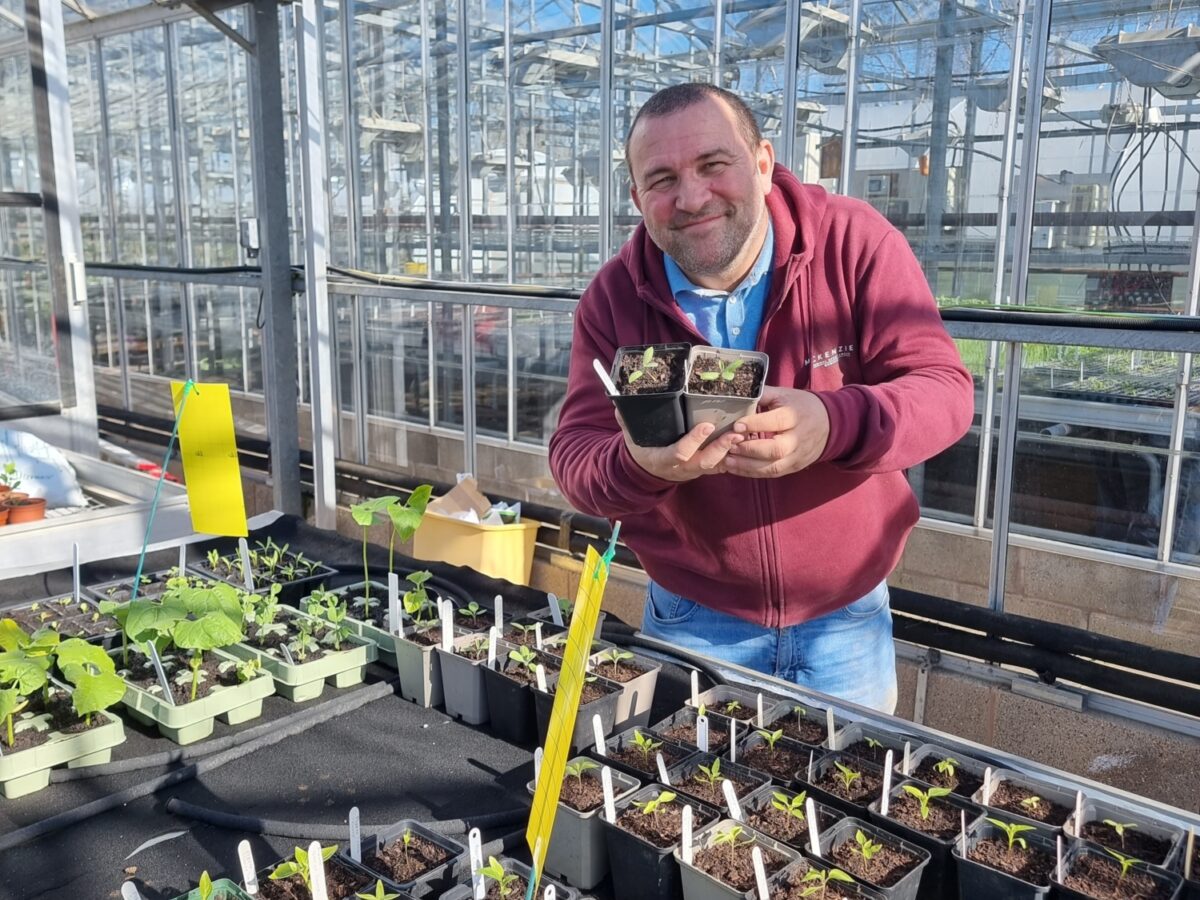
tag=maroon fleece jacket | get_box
[548,165,974,627]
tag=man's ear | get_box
[756,139,776,190]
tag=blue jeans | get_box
[640,580,898,714]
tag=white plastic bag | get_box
[0,429,87,509]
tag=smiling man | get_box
[548,84,974,712]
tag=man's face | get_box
[627,95,775,283]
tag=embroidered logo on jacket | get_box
[805,344,855,369]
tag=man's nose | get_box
[674,171,712,213]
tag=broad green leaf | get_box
[320,845,337,861]
[269,861,300,881]
[71,669,126,718]
[0,619,28,652]
[125,600,186,643]
[0,652,49,695]
[176,583,242,621]
[406,570,432,587]
[56,638,116,677]
[198,871,213,900]
[828,869,855,884]
[350,499,383,527]
[25,627,61,657]
[0,686,20,721]
[388,486,433,542]
[172,611,243,651]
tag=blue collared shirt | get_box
[663,220,773,351]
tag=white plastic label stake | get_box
[146,642,175,707]
[72,543,81,605]
[534,622,544,650]
[1184,828,1194,879]
[880,750,895,817]
[238,840,259,894]
[120,883,144,900]
[751,846,770,900]
[441,599,454,651]
[279,643,296,666]
[535,663,548,693]
[543,887,556,900]
[690,670,700,707]
[349,806,361,862]
[469,827,485,900]
[902,741,912,776]
[487,626,499,670]
[729,719,737,763]
[1073,791,1084,835]
[806,750,815,783]
[656,752,671,785]
[494,595,503,631]
[534,747,543,786]
[238,538,254,590]
[982,767,993,806]
[756,693,765,728]
[696,714,710,753]
[592,714,606,756]
[388,574,401,634]
[309,840,329,900]
[960,811,968,858]
[547,592,564,627]
[807,796,822,857]
[826,708,837,750]
[1056,836,1064,883]
[601,766,617,824]
[682,804,694,865]
[178,542,187,574]
[722,780,744,821]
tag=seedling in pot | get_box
[305,590,354,650]
[287,617,321,662]
[384,485,433,576]
[710,823,755,865]
[56,638,126,727]
[630,729,662,766]
[0,462,22,492]
[632,789,677,827]
[695,757,723,787]
[772,790,808,823]
[698,358,744,383]
[900,784,952,821]
[269,843,338,892]
[833,761,862,793]
[596,648,634,678]
[758,728,785,756]
[195,871,215,900]
[0,636,51,748]
[723,699,743,716]
[985,817,1036,858]
[850,829,884,863]
[565,758,599,786]
[1019,795,1042,813]
[402,571,438,631]
[356,880,400,900]
[218,656,263,684]
[508,644,539,675]
[478,856,520,898]
[626,346,659,384]
[349,496,397,601]
[1102,819,1137,851]
[797,866,856,898]
[1103,848,1143,881]
[458,601,487,627]
[935,757,957,779]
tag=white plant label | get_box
[178,542,187,574]
[120,883,144,900]
[807,749,815,783]
[494,595,503,631]
[469,827,485,900]
[146,642,175,707]
[982,767,993,806]
[592,714,606,756]
[656,752,671,785]
[534,746,543,786]
[960,810,968,858]
[729,719,737,763]
[756,693,764,728]
[534,622,544,650]
[751,846,770,900]
[279,643,296,666]
[1056,836,1064,882]
[690,670,699,707]
[238,840,259,894]
[696,714,709,753]
[1074,791,1084,835]
[487,627,499,670]
[238,538,254,590]
[807,796,822,857]
[543,887,555,900]
[441,599,454,651]
[880,750,894,817]
[388,574,401,634]
[1185,828,1194,879]
[826,708,837,750]
[348,806,361,862]
[308,840,329,900]
[722,780,743,822]
[681,804,694,865]
[72,543,81,604]
[902,742,912,776]
[601,766,617,824]
[547,592,563,627]
[535,663,548,693]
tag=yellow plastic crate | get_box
[412,511,541,586]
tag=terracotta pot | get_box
[0,505,8,526]
[5,496,46,524]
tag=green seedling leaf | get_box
[197,871,214,900]
[478,856,519,898]
[356,880,401,900]
[986,817,1036,854]
[1104,848,1141,880]
[125,599,187,644]
[0,652,50,695]
[388,486,433,543]
[1103,819,1138,850]
[172,611,244,652]
[630,729,662,760]
[901,784,952,820]
[771,790,807,821]
[853,829,884,861]
[69,668,126,721]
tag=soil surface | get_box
[553,680,611,704]
[658,719,731,752]
[778,715,828,745]
[744,797,840,848]
[989,781,1070,826]
[741,743,805,781]
[456,640,490,661]
[774,862,863,899]
[502,623,551,647]
[610,739,688,776]
[95,574,176,602]
[885,792,961,839]
[913,757,983,798]
[364,832,452,884]
[592,659,647,683]
[710,700,758,722]
[1061,852,1174,899]
[967,837,1054,885]
[693,840,788,892]
[500,654,560,686]
[403,626,442,648]
[258,859,371,899]
[245,611,332,663]
[1079,821,1172,865]
[122,650,240,704]
[559,771,605,812]
[677,766,760,807]
[687,355,764,398]
[616,799,716,849]
[829,835,918,888]
[841,739,891,766]
[616,346,685,395]
[815,765,882,806]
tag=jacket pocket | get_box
[645,582,700,625]
[837,582,890,619]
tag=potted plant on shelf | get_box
[0,461,19,501]
[480,643,559,744]
[439,855,578,900]
[761,857,886,899]
[951,814,1057,900]
[189,538,334,603]
[676,819,798,900]
[868,779,983,900]
[259,844,372,899]
[600,784,720,900]
[834,722,910,766]
[525,757,640,890]
[588,646,661,732]
[972,768,1076,830]
[652,705,732,754]
[899,743,987,801]
[533,671,622,754]
[392,570,456,708]
[776,702,843,749]
[817,818,931,900]
[666,753,771,812]
[169,871,254,900]
[3,491,46,524]
[608,342,690,447]
[338,819,464,897]
[436,632,492,725]
[593,725,695,781]
[502,616,564,648]
[1064,796,1185,869]
[806,752,886,816]
[1052,842,1184,900]
[6,595,120,641]
[686,685,788,729]
[683,346,769,443]
[741,784,844,853]
[738,727,811,783]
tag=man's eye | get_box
[704,161,728,173]
[650,177,674,190]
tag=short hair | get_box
[624,83,763,175]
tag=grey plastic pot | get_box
[609,342,690,447]
[818,817,931,900]
[170,879,254,900]
[740,782,845,854]
[589,647,661,733]
[897,742,989,801]
[765,857,888,899]
[950,815,1057,900]
[833,722,913,765]
[435,633,492,725]
[393,625,455,708]
[804,751,887,817]
[867,778,983,900]
[971,767,1078,832]
[526,759,640,889]
[590,724,699,783]
[1053,840,1185,900]
[440,856,578,900]
[652,706,734,755]
[0,697,126,799]
[676,818,801,900]
[339,818,465,897]
[686,686,791,731]
[666,752,772,815]
[684,346,769,444]
[1063,795,1186,870]
[533,673,622,755]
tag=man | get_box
[548,84,973,713]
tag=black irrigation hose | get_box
[0,678,399,853]
[50,678,399,782]
[164,798,529,840]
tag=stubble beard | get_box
[657,201,765,281]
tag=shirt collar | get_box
[664,219,775,300]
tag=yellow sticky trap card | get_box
[171,380,248,537]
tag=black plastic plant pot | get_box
[765,856,888,899]
[338,819,466,897]
[1064,795,1186,870]
[686,685,791,731]
[950,815,1057,900]
[651,707,734,755]
[610,342,690,447]
[480,653,539,745]
[735,729,816,786]
[898,742,989,802]
[533,673,622,755]
[833,722,915,767]
[866,779,983,900]
[817,817,931,900]
[804,752,887,818]
[771,700,848,751]
[676,817,801,900]
[666,752,772,815]
[435,633,493,726]
[1186,876,1200,900]
[683,346,769,444]
[1052,841,1185,900]
[740,782,845,854]
[527,606,608,644]
[601,784,720,900]
[86,568,182,603]
[589,647,661,733]
[440,856,579,900]
[589,725,698,783]
[971,767,1078,832]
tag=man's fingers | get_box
[733,404,798,435]
[672,422,716,464]
[726,436,787,462]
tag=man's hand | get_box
[723,387,830,478]
[619,416,744,482]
